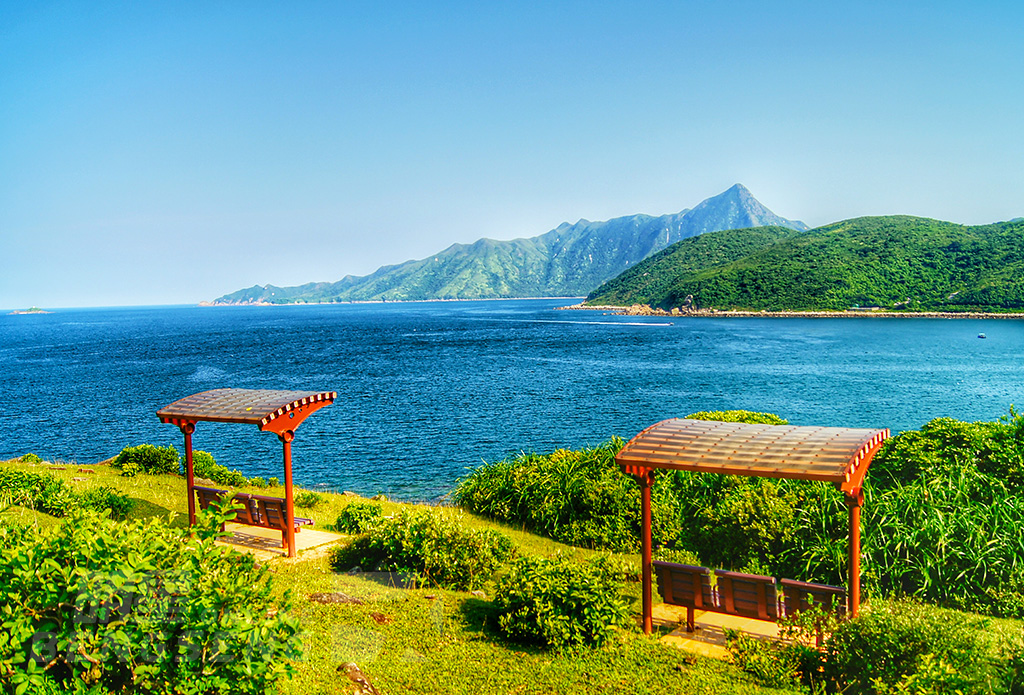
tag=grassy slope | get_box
[0,457,794,695]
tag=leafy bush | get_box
[119,460,141,477]
[727,606,836,691]
[335,501,383,533]
[294,491,324,509]
[0,469,79,517]
[268,477,280,488]
[0,501,300,694]
[186,450,248,488]
[453,438,644,551]
[113,444,179,475]
[824,599,1002,695]
[18,453,42,464]
[494,555,631,648]
[79,485,135,519]
[328,509,514,590]
[249,476,269,488]
[685,410,788,425]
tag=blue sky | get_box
[2,1,1021,308]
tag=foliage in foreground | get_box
[494,554,632,648]
[730,599,1024,694]
[0,501,300,695]
[328,508,515,591]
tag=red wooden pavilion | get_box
[616,418,889,633]
[157,388,336,557]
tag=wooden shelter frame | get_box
[157,388,336,557]
[616,418,889,634]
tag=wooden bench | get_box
[652,562,714,632]
[194,486,314,553]
[781,577,847,646]
[653,560,845,634]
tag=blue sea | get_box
[3,299,1023,500]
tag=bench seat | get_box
[653,560,845,633]
[193,486,314,553]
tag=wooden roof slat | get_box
[616,418,889,491]
[157,388,337,430]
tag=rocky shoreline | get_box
[560,303,1024,320]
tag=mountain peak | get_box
[212,185,807,304]
[683,183,807,233]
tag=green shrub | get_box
[494,555,631,648]
[249,476,269,488]
[186,450,248,487]
[294,491,324,509]
[18,453,42,464]
[335,501,383,533]
[79,485,135,519]
[328,509,515,591]
[268,477,280,488]
[453,439,644,551]
[113,444,179,475]
[824,599,1000,694]
[0,501,300,694]
[119,460,141,478]
[726,606,835,690]
[685,410,789,425]
[0,469,78,517]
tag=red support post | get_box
[180,422,197,526]
[846,488,864,617]
[280,430,296,558]
[636,469,655,634]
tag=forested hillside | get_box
[586,216,1024,312]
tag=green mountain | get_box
[585,215,1024,312]
[213,184,807,304]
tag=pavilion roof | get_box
[616,418,889,492]
[157,388,336,431]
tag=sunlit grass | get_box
[0,454,798,694]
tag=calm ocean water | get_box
[2,299,1023,500]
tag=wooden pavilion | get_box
[616,418,889,633]
[157,388,336,557]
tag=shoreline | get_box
[204,296,586,307]
[561,303,1024,320]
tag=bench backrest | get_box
[194,486,227,511]
[256,497,288,530]
[780,578,847,618]
[653,561,714,610]
[193,486,260,525]
[716,569,779,621]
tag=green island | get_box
[584,216,1024,314]
[3,409,1024,694]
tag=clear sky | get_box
[2,1,1021,309]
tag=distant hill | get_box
[213,184,807,304]
[585,216,1024,312]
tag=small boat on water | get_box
[978,333,987,339]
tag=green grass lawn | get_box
[0,456,801,694]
